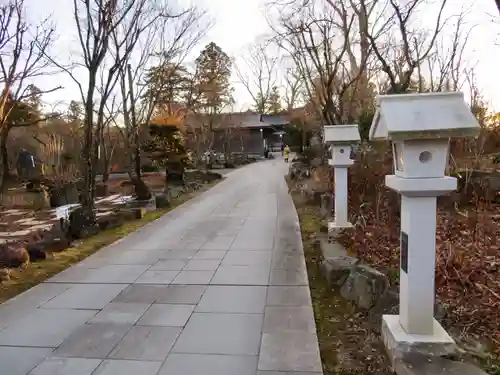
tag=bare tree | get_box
[282,64,305,111]
[94,91,120,184]
[356,0,450,93]
[116,5,210,198]
[235,42,278,113]
[423,10,475,92]
[0,0,60,190]
[270,0,370,125]
[44,0,165,223]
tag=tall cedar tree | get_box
[193,42,233,133]
[142,64,191,187]
[267,86,282,115]
[252,86,281,115]
[143,63,190,115]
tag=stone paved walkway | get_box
[0,159,323,375]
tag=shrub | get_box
[141,165,159,173]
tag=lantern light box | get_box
[324,124,360,230]
[370,91,478,179]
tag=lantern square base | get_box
[328,221,353,232]
[381,315,456,367]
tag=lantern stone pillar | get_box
[323,124,360,231]
[369,92,480,363]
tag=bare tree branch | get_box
[235,42,278,113]
[0,0,59,189]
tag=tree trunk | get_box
[102,158,109,184]
[132,176,151,201]
[127,135,150,201]
[134,142,141,179]
[0,126,10,191]
[80,75,96,214]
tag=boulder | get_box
[166,185,185,200]
[118,207,147,221]
[126,197,156,212]
[0,268,11,282]
[95,183,108,197]
[78,226,100,239]
[130,207,146,219]
[340,264,389,310]
[155,194,170,209]
[188,181,202,191]
[68,207,99,239]
[31,190,50,210]
[289,161,308,180]
[368,289,399,331]
[319,237,359,286]
[311,157,323,167]
[0,243,29,268]
[26,180,45,193]
[319,236,348,258]
[49,183,79,208]
[42,237,70,253]
[321,256,358,286]
[132,178,152,201]
[41,222,72,251]
[97,213,124,231]
[185,170,222,183]
[26,243,54,262]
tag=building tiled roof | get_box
[185,111,290,129]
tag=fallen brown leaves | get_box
[338,145,500,359]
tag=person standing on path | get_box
[284,144,290,162]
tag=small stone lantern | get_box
[369,92,480,360]
[323,124,360,230]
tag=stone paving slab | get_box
[258,332,323,372]
[42,283,127,310]
[93,360,162,375]
[0,159,323,375]
[29,357,103,375]
[53,323,132,358]
[136,304,194,327]
[0,308,98,347]
[0,347,54,375]
[159,353,258,375]
[171,312,263,355]
[195,285,267,313]
[108,326,181,361]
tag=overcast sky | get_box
[25,0,500,112]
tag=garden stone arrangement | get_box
[0,170,225,276]
[0,160,323,375]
